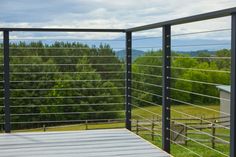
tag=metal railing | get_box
[127,7,236,157]
[0,31,127,132]
[1,6,236,157]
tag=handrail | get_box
[127,7,236,32]
[0,28,126,32]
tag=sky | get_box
[0,0,236,50]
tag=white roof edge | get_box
[216,85,230,93]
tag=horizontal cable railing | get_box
[8,47,125,50]
[8,79,125,83]
[0,103,125,108]
[129,11,233,156]
[4,110,125,116]
[1,6,236,157]
[8,118,126,125]
[0,37,126,131]
[7,71,125,75]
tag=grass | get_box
[134,126,229,157]
[13,122,125,133]
[132,104,221,119]
[132,104,229,157]
[1,104,229,157]
[138,130,229,157]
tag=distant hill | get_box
[174,50,217,56]
[115,49,145,60]
[115,49,218,60]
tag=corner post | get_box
[3,30,11,133]
[162,25,171,153]
[230,13,236,157]
[125,31,132,130]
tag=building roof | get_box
[216,85,230,93]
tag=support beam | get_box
[125,32,132,130]
[230,13,236,157]
[3,30,11,133]
[162,25,171,153]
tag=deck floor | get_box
[0,129,170,157]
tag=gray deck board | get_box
[0,129,170,157]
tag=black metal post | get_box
[3,30,11,133]
[125,31,132,130]
[230,13,236,157]
[162,25,171,153]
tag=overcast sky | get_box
[0,0,236,40]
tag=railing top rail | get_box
[0,28,126,33]
[127,7,236,32]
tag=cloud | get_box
[0,0,235,40]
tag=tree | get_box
[132,50,162,106]
[214,49,231,69]
[5,42,124,129]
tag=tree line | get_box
[0,41,231,129]
[132,49,230,106]
[0,42,125,129]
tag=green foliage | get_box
[132,49,230,106]
[0,42,124,129]
[214,49,231,69]
[0,41,231,130]
[132,50,162,105]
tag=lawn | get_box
[132,104,221,119]
[132,104,229,157]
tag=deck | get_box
[0,129,170,157]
